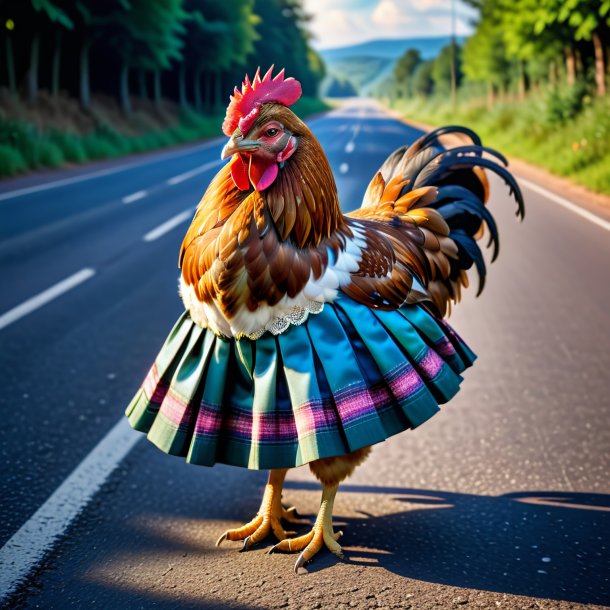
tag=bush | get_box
[81,134,119,160]
[48,130,87,163]
[392,89,610,195]
[0,98,328,181]
[0,145,27,177]
[0,117,36,153]
[34,138,64,168]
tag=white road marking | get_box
[167,159,223,186]
[519,177,610,232]
[345,140,355,153]
[143,209,193,242]
[0,138,223,203]
[339,163,349,174]
[0,268,96,331]
[122,190,147,204]
[0,418,141,603]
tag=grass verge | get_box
[391,90,610,195]
[0,94,331,180]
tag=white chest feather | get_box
[180,227,366,340]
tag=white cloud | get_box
[372,0,414,27]
[303,0,477,49]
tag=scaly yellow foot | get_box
[216,469,300,551]
[269,483,343,572]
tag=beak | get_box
[221,136,261,160]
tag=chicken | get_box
[126,67,523,573]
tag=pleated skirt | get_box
[126,296,476,469]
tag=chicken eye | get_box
[265,127,279,137]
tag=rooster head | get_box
[220,67,303,192]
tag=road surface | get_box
[1,99,608,609]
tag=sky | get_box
[302,0,478,49]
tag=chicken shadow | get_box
[284,481,610,606]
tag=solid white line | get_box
[0,418,141,603]
[0,268,96,331]
[0,138,223,203]
[167,159,223,186]
[143,209,193,242]
[122,190,147,204]
[519,177,610,232]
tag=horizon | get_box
[316,32,465,52]
[303,0,477,50]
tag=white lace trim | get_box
[238,299,324,340]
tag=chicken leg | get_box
[269,482,343,571]
[216,468,301,551]
[269,446,372,572]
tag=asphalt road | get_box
[1,99,609,610]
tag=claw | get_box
[294,551,307,573]
[216,532,228,547]
[240,535,254,552]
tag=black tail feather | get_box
[373,125,524,301]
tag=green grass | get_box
[0,144,27,176]
[0,96,331,180]
[391,90,610,195]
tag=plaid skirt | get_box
[126,296,476,469]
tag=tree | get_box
[432,44,462,96]
[252,0,326,98]
[394,48,421,98]
[412,60,435,97]
[108,0,187,113]
[71,0,131,110]
[533,0,610,95]
[182,0,258,110]
[462,9,510,104]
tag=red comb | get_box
[222,66,302,136]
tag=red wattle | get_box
[249,158,279,191]
[230,155,250,190]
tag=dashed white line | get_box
[143,209,193,242]
[122,190,147,204]
[345,141,356,154]
[339,163,349,174]
[167,159,224,186]
[0,268,96,331]
[0,418,141,603]
[519,177,610,232]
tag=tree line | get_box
[388,0,609,105]
[0,0,326,114]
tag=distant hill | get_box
[319,36,464,96]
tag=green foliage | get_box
[32,0,74,29]
[534,0,610,41]
[0,117,62,168]
[432,44,462,95]
[546,80,590,124]
[47,131,88,162]
[393,92,610,194]
[33,139,64,167]
[0,145,27,178]
[412,61,435,97]
[252,0,326,97]
[81,133,120,160]
[0,118,37,158]
[462,12,510,90]
[324,56,391,96]
[0,97,326,179]
[394,49,421,98]
[291,96,332,117]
